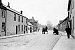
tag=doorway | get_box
[16,26,17,34]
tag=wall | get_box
[70,0,75,37]
[6,9,27,36]
[0,9,5,36]
[6,10,16,35]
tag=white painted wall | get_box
[70,0,75,37]
[6,10,27,36]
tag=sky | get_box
[2,0,68,26]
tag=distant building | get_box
[27,21,33,33]
[28,17,38,32]
[0,0,28,36]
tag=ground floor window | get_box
[26,26,28,33]
[18,25,20,31]
[2,22,5,32]
[22,25,23,31]
[24,25,25,33]
[24,25,25,30]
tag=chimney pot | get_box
[7,2,10,8]
[21,10,23,14]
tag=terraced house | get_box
[57,17,69,32]
[0,0,28,36]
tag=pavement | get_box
[0,30,61,50]
[52,32,75,50]
[0,31,39,39]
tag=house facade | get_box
[28,17,38,32]
[57,17,69,32]
[0,0,28,36]
[68,0,75,38]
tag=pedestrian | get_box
[42,28,45,34]
[65,22,71,39]
[56,28,59,35]
[45,26,48,33]
[53,27,59,35]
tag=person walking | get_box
[42,28,45,34]
[45,26,48,33]
[65,22,71,39]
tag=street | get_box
[0,30,61,50]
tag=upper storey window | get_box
[18,15,20,22]
[22,16,23,22]
[2,9,6,18]
[14,13,16,21]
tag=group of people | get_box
[42,21,71,39]
[53,22,71,39]
[42,26,59,35]
[42,26,48,34]
[53,28,59,35]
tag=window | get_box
[22,25,23,31]
[18,15,20,22]
[22,16,23,22]
[14,13,16,21]
[26,18,28,24]
[24,25,25,30]
[18,25,20,31]
[2,22,5,31]
[2,9,6,18]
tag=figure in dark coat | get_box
[45,26,48,32]
[65,26,71,38]
[53,28,59,35]
[42,28,45,34]
[42,26,48,34]
[65,22,71,38]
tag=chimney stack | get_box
[0,0,2,5]
[21,10,23,14]
[7,2,10,8]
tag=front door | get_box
[16,26,17,34]
[24,25,25,34]
[70,20,72,35]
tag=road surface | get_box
[0,30,61,50]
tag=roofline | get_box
[1,4,27,18]
[59,16,69,25]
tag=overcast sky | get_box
[2,0,68,26]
